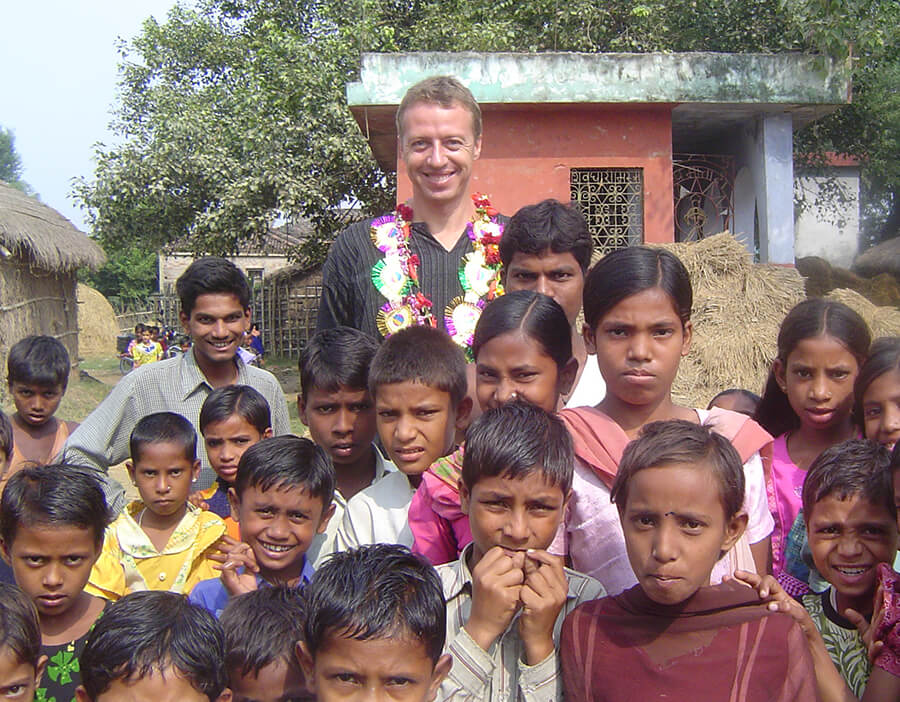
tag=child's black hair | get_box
[6,335,71,391]
[856,337,900,421]
[199,385,271,436]
[707,388,762,414]
[368,326,467,408]
[611,419,745,520]
[472,291,573,371]
[801,439,895,522]
[461,401,574,494]
[499,199,593,274]
[233,435,334,511]
[129,411,197,464]
[175,257,251,317]
[754,299,871,437]
[79,591,229,701]
[0,464,111,549]
[0,582,41,669]
[583,246,692,330]
[303,544,446,665]
[221,585,305,678]
[0,409,12,466]
[299,327,379,403]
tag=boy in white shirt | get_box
[336,325,471,549]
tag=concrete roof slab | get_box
[347,52,851,108]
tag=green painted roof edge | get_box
[347,52,850,107]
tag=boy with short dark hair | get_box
[297,543,452,702]
[335,325,472,549]
[0,464,112,701]
[74,590,232,702]
[799,439,899,697]
[438,402,604,700]
[561,420,817,701]
[189,435,335,617]
[5,336,78,482]
[87,412,225,600]
[221,586,312,702]
[62,257,291,505]
[0,582,46,702]
[298,326,393,565]
[499,198,603,407]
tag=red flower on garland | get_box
[485,206,498,217]
[485,248,501,265]
[407,254,420,269]
[396,203,414,222]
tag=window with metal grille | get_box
[570,168,644,253]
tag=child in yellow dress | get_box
[87,412,225,599]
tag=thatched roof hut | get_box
[0,181,106,392]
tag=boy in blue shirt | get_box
[189,435,335,617]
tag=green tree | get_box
[80,239,159,311]
[0,125,35,195]
[75,0,898,261]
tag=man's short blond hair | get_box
[396,75,482,142]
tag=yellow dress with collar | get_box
[86,501,225,601]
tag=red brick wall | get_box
[397,104,675,243]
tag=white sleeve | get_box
[743,451,775,544]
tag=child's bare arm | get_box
[518,549,568,666]
[464,546,525,652]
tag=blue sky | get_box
[0,1,179,231]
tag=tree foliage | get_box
[0,126,35,195]
[79,239,159,312]
[75,0,899,264]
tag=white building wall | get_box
[793,169,860,269]
[159,254,290,292]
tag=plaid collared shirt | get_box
[436,544,605,702]
[60,349,291,511]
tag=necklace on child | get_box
[369,193,504,360]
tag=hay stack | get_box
[654,233,806,407]
[77,283,118,357]
[825,288,900,338]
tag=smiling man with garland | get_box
[61,258,291,512]
[317,76,505,358]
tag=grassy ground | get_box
[2,354,308,436]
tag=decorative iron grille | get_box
[570,168,644,254]
[672,154,735,242]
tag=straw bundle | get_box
[77,283,118,356]
[824,288,900,338]
[654,233,806,407]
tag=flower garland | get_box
[369,194,504,358]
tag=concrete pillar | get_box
[758,114,795,263]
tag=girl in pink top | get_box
[408,290,577,564]
[554,247,774,595]
[754,299,870,576]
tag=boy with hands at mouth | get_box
[438,402,604,701]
